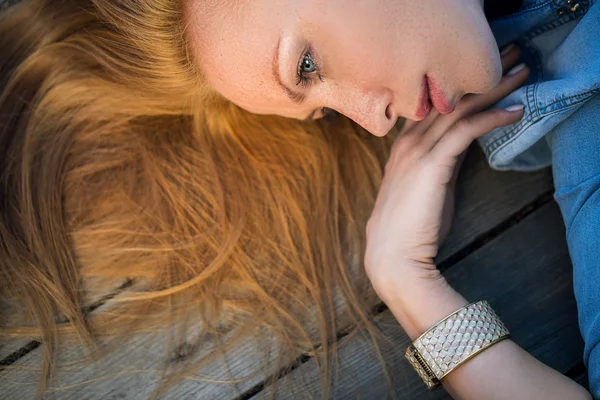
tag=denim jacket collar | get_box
[479,0,599,171]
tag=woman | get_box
[185,0,599,397]
[0,0,596,398]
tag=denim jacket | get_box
[481,0,599,171]
[488,2,600,397]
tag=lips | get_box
[415,75,455,119]
[415,77,431,120]
[427,75,454,115]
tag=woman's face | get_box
[185,0,501,136]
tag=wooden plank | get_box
[0,148,554,399]
[254,202,584,399]
[0,312,286,400]
[436,147,553,262]
[0,277,133,361]
[0,300,32,362]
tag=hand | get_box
[365,46,530,301]
[438,149,467,248]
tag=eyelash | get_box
[296,46,324,89]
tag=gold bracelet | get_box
[405,300,510,390]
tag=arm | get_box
[365,45,591,400]
[380,273,590,400]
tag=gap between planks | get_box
[251,201,583,399]
[235,189,555,400]
[0,279,134,371]
[0,147,555,399]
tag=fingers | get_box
[422,64,529,149]
[401,44,528,155]
[399,118,419,135]
[451,44,528,119]
[500,43,521,73]
[430,106,525,163]
[450,150,468,186]
[459,62,530,116]
[446,44,523,119]
[399,111,440,143]
[403,45,522,139]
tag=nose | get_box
[331,88,397,137]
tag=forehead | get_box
[185,0,300,116]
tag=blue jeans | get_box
[482,1,600,394]
[547,93,600,398]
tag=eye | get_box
[296,48,323,88]
[300,54,317,73]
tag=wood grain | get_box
[0,277,134,361]
[253,203,584,399]
[0,148,555,399]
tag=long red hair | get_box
[0,0,396,397]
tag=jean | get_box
[546,93,600,397]
[483,0,600,396]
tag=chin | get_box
[470,53,503,95]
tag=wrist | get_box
[373,265,468,340]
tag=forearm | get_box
[379,272,591,400]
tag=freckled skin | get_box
[184,0,502,136]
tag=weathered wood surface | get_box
[0,147,557,400]
[254,202,584,399]
[0,277,136,361]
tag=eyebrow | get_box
[272,37,306,105]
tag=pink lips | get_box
[415,75,455,120]
[415,77,432,120]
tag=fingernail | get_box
[507,63,527,76]
[500,43,516,56]
[506,104,525,112]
